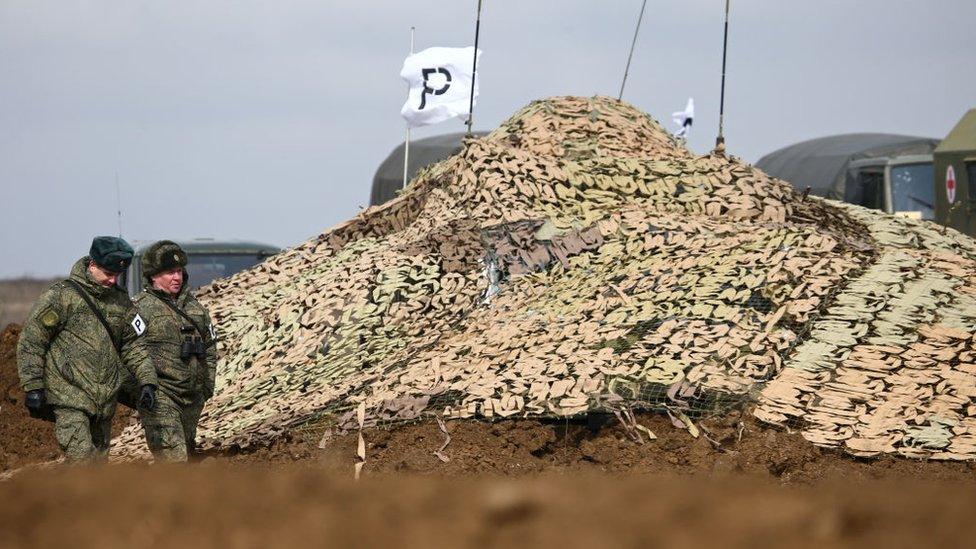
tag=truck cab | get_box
[847,154,936,220]
[123,239,280,297]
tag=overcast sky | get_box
[2,0,974,278]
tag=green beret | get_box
[142,240,188,279]
[89,236,134,274]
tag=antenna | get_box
[716,0,731,151]
[466,0,484,135]
[618,0,648,101]
[115,171,123,237]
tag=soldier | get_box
[17,236,159,463]
[132,240,217,461]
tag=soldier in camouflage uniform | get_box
[132,240,218,461]
[17,237,159,462]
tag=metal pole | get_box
[115,171,123,237]
[466,0,483,135]
[618,0,648,101]
[716,0,730,148]
[402,27,415,190]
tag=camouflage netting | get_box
[113,96,976,460]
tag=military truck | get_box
[757,116,976,237]
[755,133,941,221]
[123,239,280,297]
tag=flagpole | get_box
[402,27,416,190]
[466,0,483,136]
[716,0,731,151]
[618,0,648,101]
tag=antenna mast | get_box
[115,171,123,237]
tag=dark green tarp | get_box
[371,132,489,206]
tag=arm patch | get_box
[39,307,61,328]
[131,314,147,336]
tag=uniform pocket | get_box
[53,358,78,387]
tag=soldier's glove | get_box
[25,389,46,412]
[139,384,157,412]
[25,389,54,422]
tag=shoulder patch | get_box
[131,314,147,336]
[39,307,61,328]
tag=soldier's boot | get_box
[90,413,113,462]
[52,407,99,463]
[182,395,206,460]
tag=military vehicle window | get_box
[857,170,885,211]
[890,163,935,219]
[185,254,268,289]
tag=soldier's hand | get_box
[139,384,157,411]
[25,389,46,411]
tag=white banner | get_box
[400,46,481,128]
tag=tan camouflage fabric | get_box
[755,205,976,459]
[107,96,976,461]
[18,257,157,417]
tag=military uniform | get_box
[133,241,217,461]
[17,253,158,462]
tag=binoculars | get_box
[180,325,207,361]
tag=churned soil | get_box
[227,411,976,485]
[0,324,59,471]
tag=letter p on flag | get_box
[400,47,481,128]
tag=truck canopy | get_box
[755,133,939,201]
[371,131,489,206]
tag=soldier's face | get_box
[152,267,184,295]
[88,262,122,287]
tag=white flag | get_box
[672,97,694,139]
[400,46,481,128]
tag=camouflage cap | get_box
[89,236,134,274]
[142,240,188,280]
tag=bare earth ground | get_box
[2,466,975,549]
[2,322,975,547]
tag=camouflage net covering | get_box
[756,205,976,459]
[112,96,976,460]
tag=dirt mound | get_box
[228,413,975,485]
[2,464,975,549]
[0,324,58,471]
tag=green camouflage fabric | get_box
[139,391,206,461]
[133,281,217,407]
[53,407,113,462]
[17,257,157,416]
